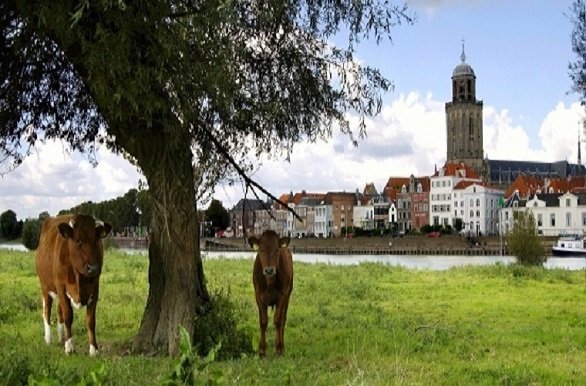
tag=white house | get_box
[429,162,482,228]
[315,202,333,238]
[500,191,586,236]
[455,181,504,236]
[353,203,375,230]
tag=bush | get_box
[506,211,546,266]
[21,218,42,250]
[192,289,253,360]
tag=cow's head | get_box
[249,230,290,282]
[58,214,112,277]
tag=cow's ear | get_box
[58,223,74,239]
[97,222,112,238]
[248,237,260,251]
[279,236,290,248]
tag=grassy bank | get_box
[0,249,584,385]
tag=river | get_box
[2,244,584,271]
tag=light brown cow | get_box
[249,230,293,356]
[35,214,112,356]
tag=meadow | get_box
[0,248,584,385]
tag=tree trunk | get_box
[127,127,209,356]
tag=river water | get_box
[2,244,584,271]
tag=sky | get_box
[1,0,585,220]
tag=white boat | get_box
[551,234,586,257]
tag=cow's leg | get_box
[274,293,291,355]
[58,294,75,354]
[85,296,98,356]
[41,292,52,344]
[57,305,65,342]
[257,303,268,357]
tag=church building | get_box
[445,45,586,187]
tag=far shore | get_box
[200,234,558,256]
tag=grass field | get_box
[0,248,584,385]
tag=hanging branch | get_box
[202,126,302,222]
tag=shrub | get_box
[21,218,42,250]
[506,211,546,266]
[192,290,253,360]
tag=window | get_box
[582,213,586,226]
[550,213,555,227]
[537,214,543,227]
[470,210,474,218]
[566,199,571,207]
[566,212,571,227]
[470,199,474,207]
[476,210,480,218]
[476,199,480,207]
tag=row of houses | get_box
[227,161,586,238]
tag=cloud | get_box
[0,140,142,219]
[1,93,582,218]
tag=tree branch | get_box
[201,126,302,222]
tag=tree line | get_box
[0,190,230,250]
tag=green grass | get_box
[0,248,585,385]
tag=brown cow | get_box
[249,230,293,356]
[35,214,112,356]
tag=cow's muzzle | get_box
[85,263,99,276]
[263,266,276,277]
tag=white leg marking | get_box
[65,338,74,354]
[89,345,98,357]
[48,291,57,299]
[57,323,65,342]
[42,306,51,345]
[66,292,82,310]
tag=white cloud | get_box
[1,93,582,219]
[0,140,142,219]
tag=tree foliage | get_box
[570,0,586,105]
[60,188,144,235]
[21,211,49,250]
[205,199,230,233]
[0,209,21,240]
[506,211,546,266]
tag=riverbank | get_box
[201,234,558,256]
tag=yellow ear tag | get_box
[253,243,260,252]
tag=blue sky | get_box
[1,0,584,219]
[380,0,577,148]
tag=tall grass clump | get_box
[192,289,254,360]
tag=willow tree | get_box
[1,1,413,355]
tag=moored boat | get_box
[551,234,586,257]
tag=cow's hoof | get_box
[65,338,75,354]
[89,345,98,356]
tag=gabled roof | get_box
[454,180,500,191]
[504,174,586,199]
[363,182,378,196]
[231,199,266,213]
[323,191,358,205]
[433,162,480,179]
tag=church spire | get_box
[460,39,466,63]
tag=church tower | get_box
[445,43,484,174]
